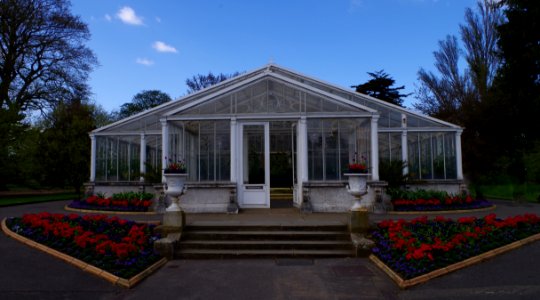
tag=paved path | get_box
[1,200,540,299]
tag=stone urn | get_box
[344,173,369,211]
[163,173,187,212]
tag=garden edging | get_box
[64,205,157,215]
[369,231,540,289]
[1,218,167,288]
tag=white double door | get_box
[237,122,270,208]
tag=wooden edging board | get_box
[64,205,157,215]
[369,231,540,289]
[1,218,167,288]
[388,205,496,215]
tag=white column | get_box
[140,134,146,182]
[370,115,380,181]
[90,134,96,182]
[401,113,408,176]
[297,117,308,204]
[230,118,237,182]
[455,130,464,180]
[161,119,169,183]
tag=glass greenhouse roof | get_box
[92,64,460,135]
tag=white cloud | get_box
[105,14,112,22]
[117,6,143,25]
[152,41,178,53]
[136,58,154,66]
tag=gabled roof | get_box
[92,63,461,134]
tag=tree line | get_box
[1,0,539,193]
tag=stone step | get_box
[182,230,351,241]
[184,225,348,232]
[179,240,353,250]
[176,248,355,259]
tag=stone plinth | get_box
[349,208,369,234]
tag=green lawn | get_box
[475,184,540,203]
[0,192,78,207]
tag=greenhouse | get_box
[87,64,464,212]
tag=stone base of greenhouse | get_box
[87,64,465,213]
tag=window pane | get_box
[445,132,457,179]
[407,133,420,180]
[420,133,433,180]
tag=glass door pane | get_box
[243,125,265,184]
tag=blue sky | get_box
[71,0,476,112]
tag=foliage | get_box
[371,214,540,279]
[6,212,162,279]
[68,191,154,212]
[185,71,241,94]
[0,0,96,190]
[351,70,409,107]
[413,1,505,184]
[0,0,97,117]
[36,100,95,196]
[143,162,163,184]
[487,0,540,182]
[114,90,172,120]
[379,160,408,189]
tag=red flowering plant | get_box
[347,153,368,173]
[5,212,162,279]
[69,191,154,212]
[388,189,492,212]
[370,214,540,279]
[164,156,187,174]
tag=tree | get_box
[351,70,409,106]
[489,0,540,182]
[414,0,502,120]
[0,0,96,189]
[186,72,241,94]
[0,0,97,117]
[413,1,504,183]
[37,99,96,196]
[114,90,171,120]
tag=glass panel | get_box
[420,133,433,180]
[324,120,339,180]
[378,133,390,162]
[390,132,402,161]
[432,133,446,179]
[445,132,457,179]
[308,120,323,180]
[308,118,370,181]
[407,133,420,180]
[145,135,162,183]
[270,121,295,187]
[243,125,265,184]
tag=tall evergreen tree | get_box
[351,70,409,107]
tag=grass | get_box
[0,192,78,207]
[475,183,540,203]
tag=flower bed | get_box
[370,214,540,280]
[389,189,492,212]
[68,192,154,212]
[5,212,162,279]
